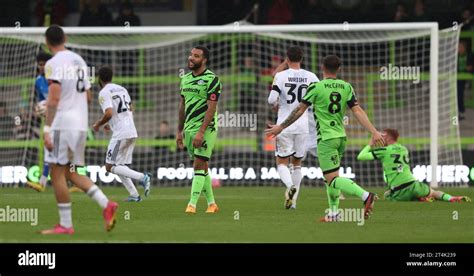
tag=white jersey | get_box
[45,50,91,131]
[99,83,138,140]
[271,68,319,134]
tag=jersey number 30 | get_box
[285,83,308,104]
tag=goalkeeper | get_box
[357,128,471,202]
[27,51,52,192]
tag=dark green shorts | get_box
[184,128,217,161]
[317,137,347,174]
[387,181,431,201]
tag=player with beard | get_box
[177,46,221,214]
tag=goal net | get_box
[0,22,464,187]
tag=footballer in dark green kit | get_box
[358,128,471,203]
[176,46,221,214]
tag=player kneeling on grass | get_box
[357,128,471,203]
[92,66,151,202]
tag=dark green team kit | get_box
[302,78,358,174]
[180,69,221,161]
[358,143,430,201]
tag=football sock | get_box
[189,170,206,207]
[277,164,293,189]
[118,176,139,198]
[86,185,109,209]
[40,163,49,186]
[111,165,144,181]
[326,183,341,211]
[291,166,302,204]
[440,193,452,202]
[58,203,72,228]
[329,177,367,200]
[202,172,215,205]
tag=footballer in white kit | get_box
[93,66,151,202]
[268,46,319,209]
[41,25,118,235]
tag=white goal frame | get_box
[0,22,440,187]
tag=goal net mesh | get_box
[0,23,463,187]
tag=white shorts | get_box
[45,130,87,166]
[106,138,136,165]
[275,133,308,159]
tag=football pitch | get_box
[0,186,472,243]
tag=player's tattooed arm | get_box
[265,102,309,137]
[177,96,185,132]
[280,102,309,129]
[176,96,185,150]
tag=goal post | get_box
[429,23,439,188]
[0,22,464,187]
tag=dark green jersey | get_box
[302,78,358,142]
[180,69,221,132]
[358,143,416,188]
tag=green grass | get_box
[0,187,473,243]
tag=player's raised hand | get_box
[371,131,385,148]
[265,123,283,138]
[176,131,184,150]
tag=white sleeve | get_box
[269,73,283,105]
[83,63,92,90]
[310,73,320,84]
[268,90,279,105]
[45,60,61,83]
[98,90,113,113]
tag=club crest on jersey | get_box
[198,80,205,85]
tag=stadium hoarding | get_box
[1,163,473,186]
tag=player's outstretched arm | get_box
[176,96,185,150]
[350,105,385,147]
[265,102,309,137]
[357,145,375,161]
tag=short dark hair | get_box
[36,51,52,63]
[98,66,113,83]
[194,46,210,61]
[384,128,400,141]
[323,55,341,73]
[287,46,303,62]
[45,25,65,47]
